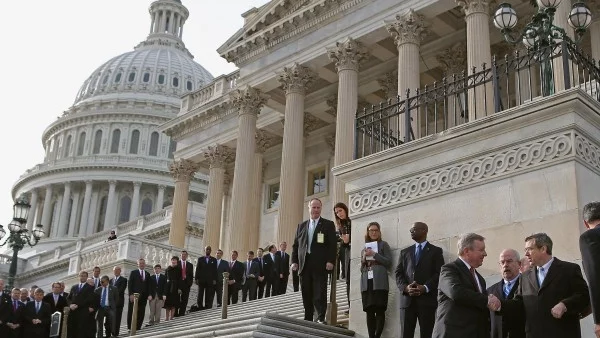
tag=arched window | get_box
[110,129,121,153]
[128,72,136,82]
[118,196,131,223]
[172,77,179,87]
[92,130,102,154]
[158,74,165,84]
[63,135,72,158]
[97,196,108,232]
[186,81,193,91]
[129,130,140,154]
[143,73,150,83]
[141,198,153,216]
[168,139,177,159]
[102,75,109,84]
[149,132,159,156]
[77,132,86,156]
[115,73,122,83]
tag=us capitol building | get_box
[3,0,600,337]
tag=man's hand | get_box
[291,263,298,271]
[69,304,78,310]
[258,276,264,282]
[280,274,283,279]
[148,295,153,301]
[408,284,426,296]
[88,307,94,313]
[551,302,567,319]
[364,248,375,257]
[162,296,166,301]
[227,280,235,285]
[32,319,41,324]
[129,295,134,303]
[249,274,255,279]
[326,262,334,270]
[342,234,350,244]
[594,323,600,338]
[487,294,501,311]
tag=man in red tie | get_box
[127,258,151,331]
[227,251,244,305]
[178,250,194,316]
[3,288,23,338]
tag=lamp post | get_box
[0,194,45,290]
[493,0,592,95]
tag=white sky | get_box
[0,0,270,230]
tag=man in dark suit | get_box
[178,250,194,316]
[127,258,152,331]
[432,233,495,338]
[487,249,525,338]
[276,241,290,295]
[109,265,127,337]
[67,271,96,338]
[95,276,118,338]
[580,201,600,338]
[255,248,266,299]
[242,251,260,302]
[215,249,230,307]
[147,264,167,326]
[0,279,11,337]
[59,281,69,299]
[227,251,244,304]
[195,246,218,309]
[501,233,590,338]
[3,288,23,338]
[92,266,102,289]
[291,198,337,323]
[264,244,281,297]
[22,288,51,338]
[42,282,68,315]
[395,221,444,338]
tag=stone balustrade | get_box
[187,70,240,111]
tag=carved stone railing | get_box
[188,70,240,110]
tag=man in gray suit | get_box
[242,251,260,302]
[432,233,496,338]
[95,275,118,338]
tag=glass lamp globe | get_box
[0,225,5,240]
[8,220,21,233]
[12,194,30,224]
[537,0,562,9]
[523,28,538,48]
[32,224,44,239]
[568,2,592,30]
[494,3,518,30]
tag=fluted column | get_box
[327,38,368,206]
[248,131,270,250]
[203,145,232,249]
[68,189,81,236]
[275,63,316,244]
[103,180,117,230]
[437,43,468,127]
[156,185,166,210]
[457,0,493,120]
[130,182,141,220]
[86,190,99,235]
[57,182,72,237]
[79,180,93,236]
[590,0,600,61]
[552,0,575,92]
[41,185,54,236]
[26,189,39,231]
[228,87,268,254]
[168,159,198,248]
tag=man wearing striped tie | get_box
[94,276,118,338]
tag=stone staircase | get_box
[127,281,353,337]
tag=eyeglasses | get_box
[368,229,380,232]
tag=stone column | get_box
[86,190,99,235]
[26,189,39,231]
[552,0,575,92]
[220,172,233,254]
[275,63,315,244]
[327,38,368,206]
[248,131,270,251]
[151,11,157,34]
[130,182,141,220]
[79,180,93,236]
[156,185,166,211]
[228,87,268,255]
[103,180,117,230]
[203,145,232,249]
[387,9,428,140]
[169,11,175,34]
[457,0,493,120]
[68,189,81,237]
[41,185,54,236]
[57,182,72,237]
[436,43,468,127]
[168,159,198,248]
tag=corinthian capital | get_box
[255,130,272,153]
[278,63,316,95]
[169,159,198,182]
[456,0,492,16]
[203,145,233,169]
[327,37,369,72]
[436,43,467,75]
[230,86,269,116]
[386,9,429,47]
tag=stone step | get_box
[254,313,355,338]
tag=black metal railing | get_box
[355,39,600,159]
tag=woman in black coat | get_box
[334,202,352,313]
[164,256,182,321]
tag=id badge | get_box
[317,232,324,244]
[368,270,374,279]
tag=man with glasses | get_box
[94,276,118,338]
[395,221,444,338]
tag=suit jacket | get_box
[0,291,10,325]
[228,261,244,288]
[580,226,600,325]
[180,260,194,288]
[432,258,490,338]
[216,259,230,285]
[276,251,290,277]
[487,278,525,338]
[502,258,589,338]
[149,274,168,298]
[22,301,51,338]
[395,241,444,308]
[109,275,127,308]
[128,269,151,298]
[253,256,265,279]
[3,298,23,328]
[292,217,337,275]
[243,259,261,284]
[61,292,69,299]
[67,282,95,314]
[41,293,68,314]
[195,255,218,285]
[263,253,281,281]
[94,285,119,311]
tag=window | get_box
[102,75,109,84]
[158,74,165,84]
[267,182,280,209]
[92,130,102,154]
[149,132,159,156]
[141,198,153,216]
[77,132,86,156]
[63,135,72,158]
[110,129,121,153]
[129,130,140,154]
[307,167,327,196]
[115,73,122,83]
[118,196,131,223]
[168,140,176,159]
[143,73,150,83]
[172,77,179,87]
[128,72,136,82]
[186,81,193,91]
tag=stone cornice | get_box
[161,99,235,141]
[16,258,70,280]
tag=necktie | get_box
[182,261,186,279]
[113,277,117,286]
[79,283,83,291]
[230,262,234,269]
[13,300,17,311]
[308,220,315,253]
[415,243,422,264]
[36,302,40,313]
[54,295,58,305]
[206,257,209,264]
[470,267,482,293]
[538,267,545,287]
[247,261,251,274]
[141,270,145,281]
[503,281,511,298]
[101,287,107,307]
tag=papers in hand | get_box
[365,241,378,260]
